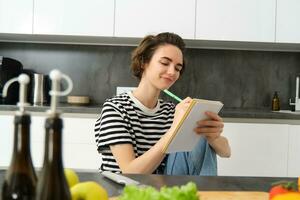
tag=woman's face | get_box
[142,44,183,90]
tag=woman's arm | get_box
[207,136,231,157]
[194,111,231,158]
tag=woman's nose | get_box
[167,65,176,75]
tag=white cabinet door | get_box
[115,0,196,39]
[0,115,14,167]
[276,0,300,43]
[287,125,300,177]
[218,123,289,177]
[0,114,100,170]
[0,0,33,34]
[196,0,276,42]
[63,117,100,170]
[33,0,114,36]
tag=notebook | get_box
[162,99,224,153]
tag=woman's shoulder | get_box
[103,92,132,110]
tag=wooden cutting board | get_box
[110,191,269,200]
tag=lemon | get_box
[64,168,80,188]
[71,181,109,200]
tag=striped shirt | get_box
[94,91,175,173]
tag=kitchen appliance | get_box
[0,56,23,105]
[31,73,50,106]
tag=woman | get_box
[94,32,231,175]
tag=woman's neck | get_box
[133,82,160,109]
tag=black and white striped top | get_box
[94,91,175,173]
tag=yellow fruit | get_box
[71,181,108,200]
[64,168,80,188]
[272,192,300,200]
[298,177,300,191]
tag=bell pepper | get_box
[269,181,298,200]
[272,192,300,200]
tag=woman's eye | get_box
[160,62,169,66]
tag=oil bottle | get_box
[1,74,37,200]
[272,91,280,111]
[35,69,73,200]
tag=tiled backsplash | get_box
[0,42,299,109]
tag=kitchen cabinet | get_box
[0,0,33,34]
[287,125,300,177]
[0,115,14,167]
[217,122,289,177]
[276,0,300,43]
[196,0,276,42]
[114,0,195,39]
[0,114,100,171]
[33,0,114,36]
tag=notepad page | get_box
[166,99,223,153]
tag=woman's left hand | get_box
[194,111,224,143]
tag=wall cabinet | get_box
[196,0,276,42]
[218,123,289,177]
[115,0,196,39]
[1,0,300,47]
[33,0,114,36]
[276,0,300,43]
[0,0,33,34]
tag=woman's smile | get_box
[161,75,176,84]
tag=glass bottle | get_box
[35,116,71,200]
[35,69,73,200]
[1,74,37,200]
[272,91,280,111]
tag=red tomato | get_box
[269,185,290,200]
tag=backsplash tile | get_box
[0,42,299,109]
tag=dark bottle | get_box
[1,74,37,200]
[272,91,280,111]
[35,116,71,200]
[2,114,37,200]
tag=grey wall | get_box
[0,42,299,109]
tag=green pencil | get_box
[163,89,182,102]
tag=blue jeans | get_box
[163,137,217,176]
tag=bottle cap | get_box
[2,74,30,114]
[47,69,73,116]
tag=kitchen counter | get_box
[1,104,300,120]
[0,169,297,197]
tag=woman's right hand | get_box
[171,97,192,127]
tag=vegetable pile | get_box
[269,177,300,200]
[118,182,199,200]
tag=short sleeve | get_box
[94,101,133,152]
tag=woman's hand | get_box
[194,112,231,157]
[171,97,192,127]
[194,111,224,143]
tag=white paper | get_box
[166,99,224,153]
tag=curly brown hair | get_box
[131,32,186,79]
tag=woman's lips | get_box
[162,76,175,83]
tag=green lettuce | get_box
[118,182,199,200]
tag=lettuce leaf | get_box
[118,182,199,200]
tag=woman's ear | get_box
[142,62,149,69]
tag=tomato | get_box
[269,185,290,200]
